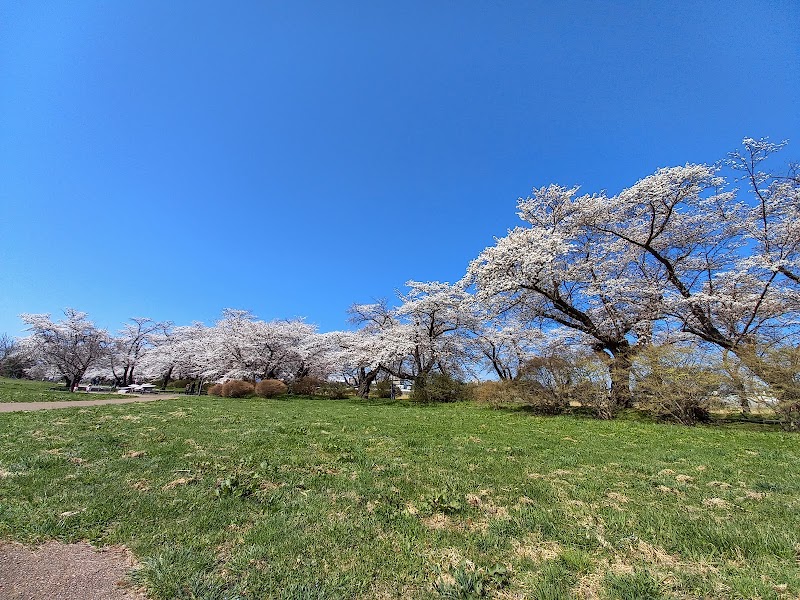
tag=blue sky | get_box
[1,1,798,338]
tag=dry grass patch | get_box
[743,490,766,500]
[129,479,150,492]
[628,540,680,567]
[606,491,629,503]
[161,477,194,491]
[574,570,604,600]
[702,497,731,509]
[512,536,562,562]
[421,513,457,531]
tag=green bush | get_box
[255,379,287,398]
[472,355,611,416]
[516,356,586,414]
[410,373,469,403]
[318,381,351,399]
[372,379,401,399]
[776,400,800,431]
[161,378,192,390]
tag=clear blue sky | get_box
[1,1,798,337]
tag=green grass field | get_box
[0,377,128,402]
[0,387,798,599]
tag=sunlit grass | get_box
[0,376,126,402]
[0,387,798,598]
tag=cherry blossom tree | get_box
[460,303,551,381]
[0,333,30,378]
[107,318,172,385]
[206,309,319,382]
[344,300,413,392]
[324,307,419,397]
[136,323,208,388]
[467,185,660,408]
[392,280,473,381]
[350,281,473,386]
[19,309,110,391]
[578,141,798,400]
[321,330,383,398]
[295,330,341,382]
[730,138,800,287]
[470,139,797,410]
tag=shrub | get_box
[632,345,717,425]
[207,384,223,397]
[221,380,255,398]
[373,379,390,398]
[166,378,193,390]
[473,379,529,409]
[517,381,570,415]
[287,377,321,396]
[410,373,470,403]
[472,380,503,406]
[318,381,351,399]
[567,378,613,418]
[519,356,575,399]
[372,379,401,399]
[776,400,800,431]
[491,355,606,415]
[517,353,612,417]
[740,346,800,430]
[473,376,592,415]
[255,379,287,398]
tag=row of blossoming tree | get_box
[8,139,799,425]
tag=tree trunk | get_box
[66,370,85,392]
[609,353,634,410]
[357,368,379,399]
[593,342,634,413]
[721,350,750,413]
[491,362,509,380]
[734,378,751,414]
[161,366,174,391]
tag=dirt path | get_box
[0,394,183,413]
[0,541,147,599]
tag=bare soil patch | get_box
[0,396,176,413]
[0,541,147,600]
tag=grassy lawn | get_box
[0,377,130,402]
[0,392,798,599]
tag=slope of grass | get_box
[0,391,798,599]
[0,377,129,402]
